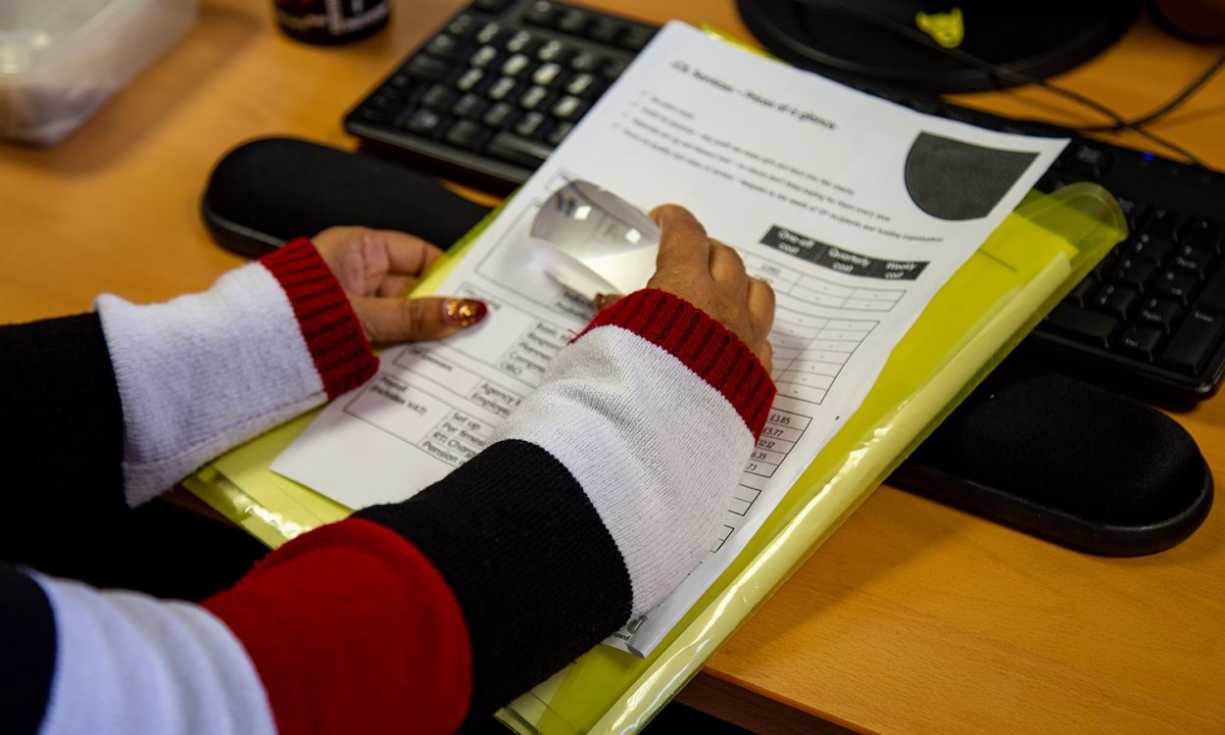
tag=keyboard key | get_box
[1170,246,1215,278]
[1143,215,1180,244]
[1137,297,1184,333]
[505,30,535,54]
[405,55,449,80]
[1065,278,1096,307]
[471,45,498,68]
[402,108,444,136]
[537,39,568,63]
[1065,144,1111,180]
[447,14,480,38]
[502,54,530,76]
[476,22,502,45]
[519,85,548,110]
[1127,234,1174,265]
[354,105,390,124]
[386,72,412,91]
[1112,258,1156,291]
[1153,269,1200,306]
[1161,310,1225,375]
[426,34,463,60]
[571,51,601,73]
[487,131,554,167]
[532,63,562,87]
[444,119,488,150]
[557,8,591,35]
[552,95,586,120]
[487,76,516,101]
[515,111,546,137]
[1045,303,1118,348]
[456,68,484,92]
[566,73,597,97]
[1114,196,1144,230]
[483,102,518,129]
[1195,266,1225,314]
[1090,283,1138,320]
[547,121,574,146]
[524,0,560,26]
[587,18,623,44]
[453,93,487,119]
[421,83,457,110]
[1118,325,1163,361]
[620,26,655,50]
[1183,218,1223,253]
[602,58,629,80]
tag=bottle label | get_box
[276,0,389,36]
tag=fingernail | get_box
[444,299,488,327]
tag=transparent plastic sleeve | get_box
[185,182,1126,733]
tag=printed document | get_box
[272,22,1067,656]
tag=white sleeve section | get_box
[34,574,277,735]
[492,326,754,615]
[97,263,325,507]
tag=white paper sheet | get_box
[272,22,1067,656]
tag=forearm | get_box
[98,239,377,505]
[1,290,772,734]
[0,239,376,531]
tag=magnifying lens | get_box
[529,179,660,302]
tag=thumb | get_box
[354,296,488,344]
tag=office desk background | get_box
[2,1,1223,732]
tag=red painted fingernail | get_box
[444,299,488,327]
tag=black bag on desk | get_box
[201,136,1213,556]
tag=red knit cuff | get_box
[205,518,474,735]
[577,289,776,437]
[260,238,378,399]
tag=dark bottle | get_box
[275,0,391,45]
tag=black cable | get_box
[1076,50,1225,133]
[788,0,1217,168]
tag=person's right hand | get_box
[642,204,775,371]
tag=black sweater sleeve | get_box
[0,314,127,559]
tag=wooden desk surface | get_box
[3,2,1223,732]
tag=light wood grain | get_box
[3,2,1224,733]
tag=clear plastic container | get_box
[0,0,196,145]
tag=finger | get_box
[355,296,487,344]
[759,340,773,374]
[376,275,419,298]
[747,277,776,336]
[650,204,710,273]
[369,229,445,276]
[594,293,622,311]
[708,241,748,293]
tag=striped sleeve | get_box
[354,288,776,718]
[1,285,772,734]
[96,238,378,506]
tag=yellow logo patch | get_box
[915,8,965,48]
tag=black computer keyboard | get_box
[344,0,1225,406]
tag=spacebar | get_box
[487,133,554,167]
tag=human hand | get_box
[312,226,487,344]
[631,205,775,370]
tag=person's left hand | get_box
[312,226,487,344]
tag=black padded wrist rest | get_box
[201,137,1213,556]
[891,365,1212,556]
[202,137,490,258]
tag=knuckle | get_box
[400,299,423,334]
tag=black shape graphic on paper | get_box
[904,132,1038,221]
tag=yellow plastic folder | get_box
[185,182,1124,734]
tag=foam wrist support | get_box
[96,238,377,506]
